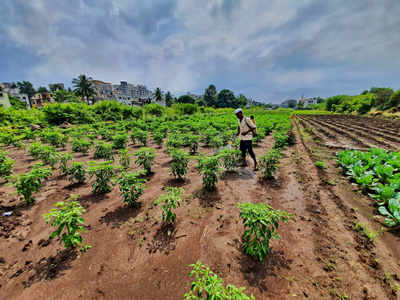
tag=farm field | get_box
[1,107,400,299]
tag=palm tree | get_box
[165,91,173,107]
[154,87,162,102]
[72,74,96,104]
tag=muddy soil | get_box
[1,114,400,299]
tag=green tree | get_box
[17,81,35,107]
[235,94,248,108]
[204,84,217,107]
[216,89,235,108]
[177,94,195,104]
[9,95,27,109]
[49,83,64,92]
[72,74,96,104]
[388,89,400,108]
[154,87,163,102]
[165,91,173,107]
[52,89,80,103]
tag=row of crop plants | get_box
[337,148,400,227]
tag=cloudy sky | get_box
[1,0,399,103]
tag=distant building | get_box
[281,99,297,108]
[1,82,30,107]
[48,83,65,91]
[31,92,53,108]
[0,84,11,108]
[300,96,318,107]
[92,80,113,100]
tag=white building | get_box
[301,97,318,107]
[1,83,29,108]
[0,84,11,108]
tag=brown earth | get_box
[1,114,400,299]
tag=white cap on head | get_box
[234,108,242,114]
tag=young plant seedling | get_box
[259,149,282,179]
[218,149,241,172]
[118,171,146,208]
[169,148,189,180]
[94,141,114,160]
[157,187,183,229]
[67,162,86,184]
[88,161,119,194]
[134,147,156,174]
[118,148,131,170]
[197,155,220,191]
[43,194,90,251]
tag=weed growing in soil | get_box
[88,161,119,194]
[44,195,90,250]
[169,148,189,180]
[315,161,325,169]
[134,147,156,174]
[157,187,183,226]
[67,162,86,184]
[118,171,146,207]
[13,164,52,204]
[238,202,291,262]
[184,261,255,300]
[354,222,383,242]
[259,149,282,179]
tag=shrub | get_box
[170,148,189,180]
[259,149,282,179]
[185,261,255,300]
[134,147,156,174]
[238,202,290,262]
[144,103,165,117]
[88,161,118,194]
[118,148,131,169]
[44,195,90,250]
[112,133,128,149]
[218,149,241,171]
[13,164,52,204]
[197,156,220,191]
[94,141,114,160]
[156,187,183,226]
[67,162,86,184]
[118,171,146,207]
[72,138,91,154]
[0,150,14,179]
[42,102,95,125]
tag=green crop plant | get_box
[38,146,60,168]
[197,155,220,191]
[259,149,282,179]
[13,164,52,204]
[118,171,146,208]
[118,148,131,170]
[157,187,183,226]
[184,261,255,300]
[170,148,189,180]
[59,152,73,176]
[238,202,291,262]
[153,131,165,147]
[0,150,14,179]
[354,222,382,242]
[67,162,86,184]
[28,142,47,159]
[40,129,68,148]
[202,128,218,146]
[218,149,241,171]
[94,141,114,160]
[189,135,200,155]
[88,161,119,194]
[112,133,128,149]
[273,132,289,149]
[44,195,89,250]
[134,147,156,174]
[131,130,148,146]
[72,138,91,154]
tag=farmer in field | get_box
[235,108,258,171]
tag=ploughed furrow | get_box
[292,120,393,299]
[302,117,373,149]
[324,120,398,151]
[312,115,400,138]
[297,116,366,150]
[338,121,400,145]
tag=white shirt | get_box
[238,117,256,141]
